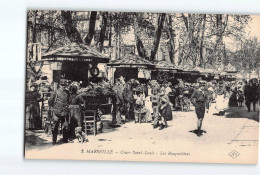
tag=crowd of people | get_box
[25,76,260,143]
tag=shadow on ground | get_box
[25,130,54,151]
[224,106,259,122]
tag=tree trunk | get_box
[166,15,175,64]
[97,12,108,52]
[216,14,223,66]
[150,13,166,61]
[61,11,83,43]
[199,14,206,67]
[133,14,146,58]
[108,13,112,47]
[84,11,97,45]
[32,10,38,43]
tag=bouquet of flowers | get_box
[78,81,116,98]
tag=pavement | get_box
[24,102,259,164]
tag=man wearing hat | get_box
[113,78,125,125]
[123,80,135,122]
[190,81,210,136]
[48,80,71,144]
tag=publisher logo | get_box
[228,150,240,159]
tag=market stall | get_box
[178,65,200,83]
[152,60,178,84]
[224,62,238,81]
[42,42,110,88]
[40,43,112,134]
[107,53,155,83]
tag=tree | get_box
[165,14,176,64]
[27,10,38,43]
[61,11,83,43]
[84,11,97,45]
[97,12,108,52]
[133,13,146,58]
[199,14,206,67]
[150,13,166,61]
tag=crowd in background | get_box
[25,76,260,142]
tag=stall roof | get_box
[225,63,238,73]
[154,60,176,69]
[108,53,154,68]
[180,65,199,74]
[41,43,110,63]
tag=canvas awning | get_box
[154,60,177,72]
[41,43,110,63]
[181,65,199,75]
[225,63,238,73]
[107,53,154,68]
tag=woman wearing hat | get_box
[159,87,172,130]
[25,83,43,129]
[228,86,238,107]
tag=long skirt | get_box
[160,104,173,121]
[195,102,206,120]
[69,107,83,127]
[26,103,41,129]
[69,106,83,138]
[228,92,238,107]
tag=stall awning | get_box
[180,65,199,75]
[107,53,154,68]
[154,60,177,72]
[41,43,110,63]
[224,63,238,73]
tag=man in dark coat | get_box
[244,80,258,112]
[258,80,260,105]
[123,81,134,122]
[48,82,71,144]
[190,81,210,137]
[113,79,124,125]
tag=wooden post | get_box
[53,70,61,91]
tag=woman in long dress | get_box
[25,84,43,129]
[159,87,172,130]
[228,87,238,107]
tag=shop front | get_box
[107,53,155,83]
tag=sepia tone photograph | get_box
[24,10,259,164]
